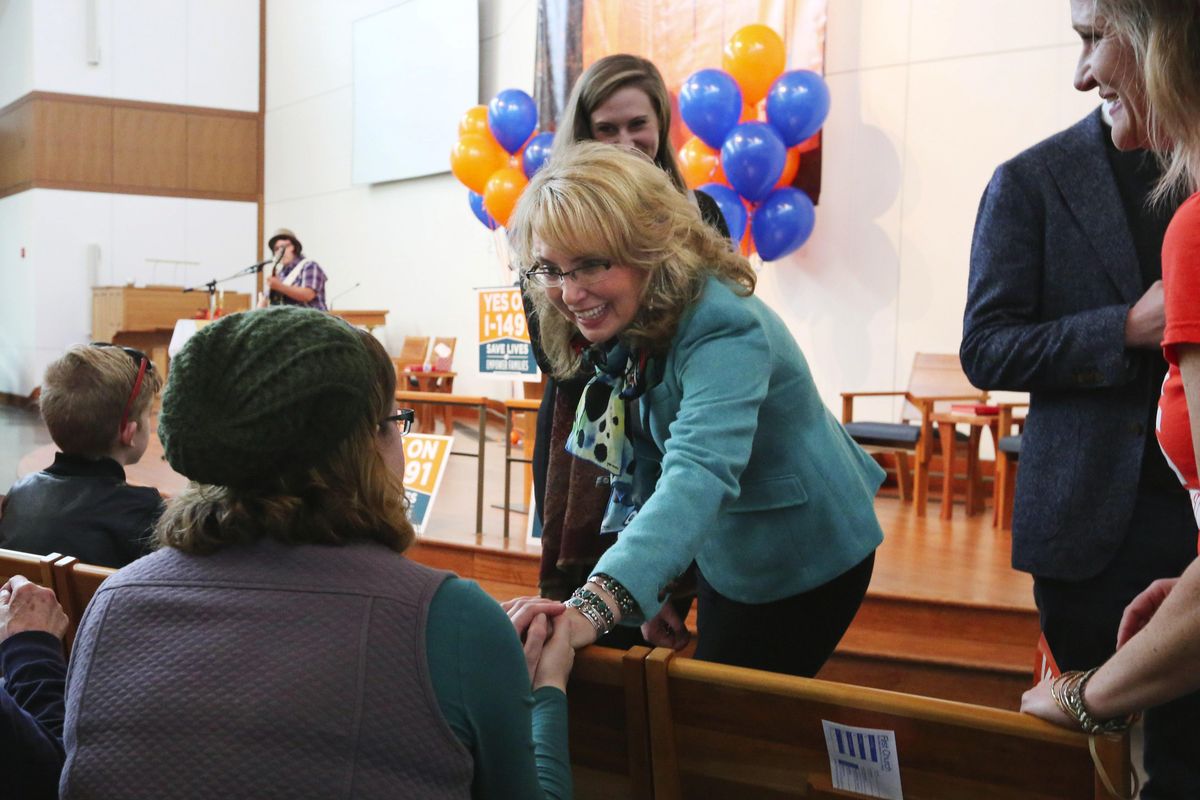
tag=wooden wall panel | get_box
[187,115,258,195]
[0,92,259,202]
[113,108,188,190]
[34,100,113,186]
[0,98,35,197]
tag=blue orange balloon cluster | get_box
[677,24,829,261]
[451,89,553,229]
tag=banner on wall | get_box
[403,433,454,534]
[477,286,540,381]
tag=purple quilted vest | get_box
[61,539,473,799]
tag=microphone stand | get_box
[182,260,270,318]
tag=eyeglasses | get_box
[380,408,415,435]
[91,343,153,429]
[523,259,614,289]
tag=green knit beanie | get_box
[159,306,376,489]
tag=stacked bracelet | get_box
[588,573,638,617]
[1049,668,1136,735]
[566,587,615,635]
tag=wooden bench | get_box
[0,547,61,588]
[643,647,1130,800]
[50,556,116,650]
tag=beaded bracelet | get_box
[588,573,638,617]
[1050,668,1136,735]
[566,587,615,635]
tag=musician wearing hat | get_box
[262,228,328,311]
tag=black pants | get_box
[693,552,875,677]
[1034,490,1199,800]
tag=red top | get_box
[1156,192,1200,533]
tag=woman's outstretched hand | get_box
[641,601,690,650]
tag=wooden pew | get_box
[569,645,654,800]
[50,556,116,650]
[0,547,61,588]
[644,648,1130,800]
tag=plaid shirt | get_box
[274,258,328,311]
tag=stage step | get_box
[818,593,1039,710]
[407,536,1038,709]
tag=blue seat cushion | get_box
[845,421,969,449]
[998,435,1022,459]
[844,422,919,448]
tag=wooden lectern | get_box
[92,286,251,377]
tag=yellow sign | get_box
[477,286,539,380]
[402,433,454,533]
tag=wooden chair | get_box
[842,353,987,516]
[644,648,1131,800]
[0,547,61,588]
[50,556,116,650]
[993,402,1027,530]
[569,645,654,800]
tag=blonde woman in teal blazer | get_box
[506,142,884,676]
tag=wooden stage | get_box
[15,418,1038,710]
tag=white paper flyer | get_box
[821,720,904,800]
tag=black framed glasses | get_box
[523,259,614,289]
[91,343,153,429]
[381,408,415,435]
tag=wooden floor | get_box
[14,415,1039,709]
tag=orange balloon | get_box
[451,134,508,194]
[483,167,528,227]
[723,24,786,105]
[797,131,821,154]
[774,146,801,189]
[677,136,723,189]
[458,105,490,139]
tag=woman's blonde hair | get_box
[1097,0,1200,201]
[509,141,756,378]
[553,54,688,193]
[155,331,415,555]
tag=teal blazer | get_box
[594,277,885,620]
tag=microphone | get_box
[268,246,285,273]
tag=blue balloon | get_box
[468,190,498,230]
[522,131,554,178]
[698,183,748,247]
[679,69,743,150]
[488,89,538,154]
[765,70,831,147]
[720,122,787,202]
[752,188,815,260]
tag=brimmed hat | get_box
[159,306,374,490]
[268,228,302,255]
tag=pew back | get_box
[51,556,116,649]
[645,649,1129,800]
[569,644,654,800]
[0,546,60,588]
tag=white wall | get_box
[0,192,36,393]
[265,0,535,397]
[265,0,1098,406]
[0,0,35,109]
[0,0,260,395]
[0,190,257,395]
[28,0,259,110]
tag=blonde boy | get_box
[0,345,164,567]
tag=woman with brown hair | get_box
[60,307,573,799]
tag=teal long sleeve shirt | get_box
[425,578,572,799]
